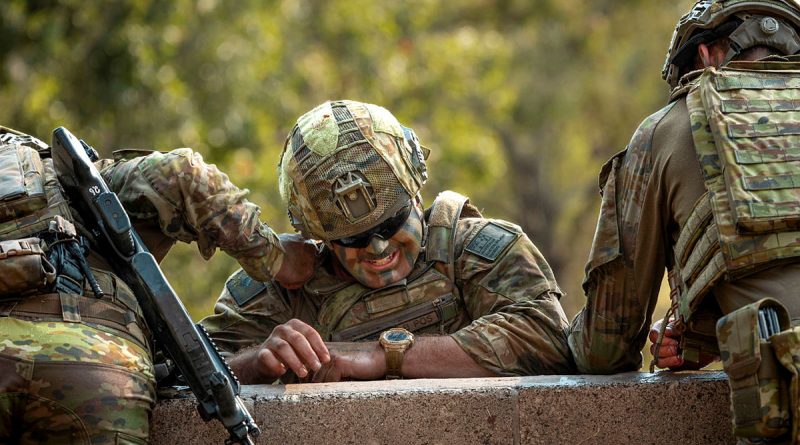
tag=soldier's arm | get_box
[98,148,283,281]
[448,220,575,376]
[200,269,331,384]
[312,336,496,382]
[568,106,674,374]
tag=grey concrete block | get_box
[151,372,733,445]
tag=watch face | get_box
[385,330,410,342]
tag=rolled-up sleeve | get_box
[99,148,283,281]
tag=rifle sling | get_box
[331,293,457,342]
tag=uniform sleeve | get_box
[199,270,292,356]
[98,148,283,281]
[449,219,575,376]
[568,104,675,374]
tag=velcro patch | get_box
[465,222,517,262]
[225,269,267,306]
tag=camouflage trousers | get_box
[0,318,155,444]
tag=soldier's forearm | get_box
[228,347,276,385]
[324,336,497,381]
[402,336,497,378]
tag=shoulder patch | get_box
[225,269,268,306]
[465,222,517,262]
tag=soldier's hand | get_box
[649,319,684,369]
[648,319,717,370]
[275,233,319,290]
[254,319,330,379]
[309,342,385,383]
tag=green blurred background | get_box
[0,0,693,369]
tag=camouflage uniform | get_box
[202,99,575,378]
[202,195,574,377]
[0,127,281,444]
[566,68,800,371]
[569,1,800,442]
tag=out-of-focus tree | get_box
[0,0,689,365]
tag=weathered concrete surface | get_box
[151,371,733,445]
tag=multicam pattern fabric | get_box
[661,0,800,87]
[570,63,800,445]
[278,100,426,242]
[691,65,800,272]
[100,148,283,279]
[0,318,155,444]
[202,200,574,377]
[772,326,800,444]
[717,299,791,439]
[1,128,283,444]
[569,102,677,373]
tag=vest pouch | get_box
[717,298,791,439]
[0,237,56,298]
[0,143,47,223]
[771,326,800,445]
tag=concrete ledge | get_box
[151,371,733,445]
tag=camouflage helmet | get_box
[662,0,800,87]
[278,100,429,242]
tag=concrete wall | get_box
[152,371,733,445]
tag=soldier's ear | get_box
[697,42,727,68]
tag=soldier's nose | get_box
[365,236,389,254]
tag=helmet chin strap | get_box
[723,14,800,64]
[416,195,429,254]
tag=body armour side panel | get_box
[677,62,800,322]
[0,142,73,241]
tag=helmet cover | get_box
[278,100,428,242]
[663,0,800,87]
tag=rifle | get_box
[51,126,260,445]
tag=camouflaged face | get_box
[203,194,574,377]
[278,100,426,242]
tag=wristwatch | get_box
[379,327,415,379]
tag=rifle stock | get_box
[51,126,260,445]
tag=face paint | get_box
[330,202,424,289]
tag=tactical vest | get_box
[0,128,147,348]
[674,61,800,334]
[314,191,481,342]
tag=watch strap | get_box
[385,347,404,379]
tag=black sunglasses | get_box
[331,202,413,248]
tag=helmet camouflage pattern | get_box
[278,100,428,242]
[663,0,800,87]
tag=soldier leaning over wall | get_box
[0,126,298,444]
[569,1,800,443]
[201,100,575,382]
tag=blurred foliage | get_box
[0,0,695,368]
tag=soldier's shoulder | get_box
[222,268,287,315]
[455,217,522,263]
[633,102,679,143]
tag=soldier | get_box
[569,0,800,443]
[201,100,574,383]
[0,126,294,443]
